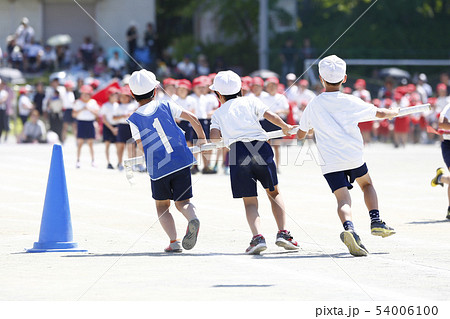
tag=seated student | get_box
[296,55,398,257]
[127,69,207,253]
[209,70,300,255]
[20,109,46,143]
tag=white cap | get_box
[209,70,241,95]
[319,55,346,83]
[128,69,160,95]
[286,73,296,81]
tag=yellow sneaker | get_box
[431,167,445,187]
[340,230,368,257]
[371,220,396,238]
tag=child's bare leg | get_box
[76,138,84,162]
[334,187,352,225]
[243,197,261,236]
[273,144,280,167]
[87,139,94,162]
[117,142,124,164]
[266,185,286,230]
[175,199,197,221]
[356,173,378,211]
[155,200,177,241]
[105,141,111,164]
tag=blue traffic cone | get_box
[27,144,87,253]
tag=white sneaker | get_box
[76,161,81,169]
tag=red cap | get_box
[108,87,120,95]
[395,86,408,96]
[242,83,250,92]
[163,78,176,87]
[299,79,309,87]
[19,87,28,94]
[384,98,393,107]
[241,76,253,87]
[277,83,286,94]
[120,86,132,96]
[409,92,420,102]
[394,92,403,101]
[252,77,264,87]
[265,77,279,85]
[199,75,211,86]
[354,79,366,89]
[406,83,416,93]
[372,98,381,107]
[427,97,437,105]
[177,79,192,90]
[437,83,447,91]
[208,73,217,81]
[80,85,93,94]
[64,80,74,88]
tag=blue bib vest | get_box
[128,102,195,180]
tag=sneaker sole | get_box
[246,243,267,255]
[371,228,396,238]
[164,248,182,253]
[341,231,368,257]
[275,238,299,250]
[182,218,200,250]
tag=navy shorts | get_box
[441,140,450,168]
[199,119,211,140]
[117,123,132,143]
[77,120,95,139]
[323,163,368,193]
[103,125,117,143]
[178,120,194,143]
[151,167,193,201]
[63,109,75,123]
[229,141,278,198]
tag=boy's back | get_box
[128,100,195,180]
[299,91,377,174]
[211,96,269,147]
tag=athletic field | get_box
[1,139,450,302]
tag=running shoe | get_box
[202,167,217,174]
[340,230,369,257]
[371,220,396,238]
[117,164,124,171]
[245,234,267,255]
[76,161,80,169]
[191,165,200,174]
[431,167,445,187]
[182,218,200,250]
[275,230,299,250]
[164,240,182,253]
[107,163,114,169]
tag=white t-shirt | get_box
[101,101,119,125]
[107,57,125,71]
[260,93,289,117]
[190,93,219,119]
[63,91,75,110]
[296,88,316,105]
[353,89,372,102]
[18,95,33,116]
[128,100,183,141]
[248,91,269,100]
[439,102,450,140]
[73,99,99,121]
[115,102,139,124]
[173,95,196,121]
[210,96,269,147]
[299,91,378,174]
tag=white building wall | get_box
[0,0,43,48]
[96,0,156,54]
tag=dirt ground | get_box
[1,138,450,303]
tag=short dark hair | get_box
[133,89,155,102]
[324,80,343,86]
[222,90,242,101]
